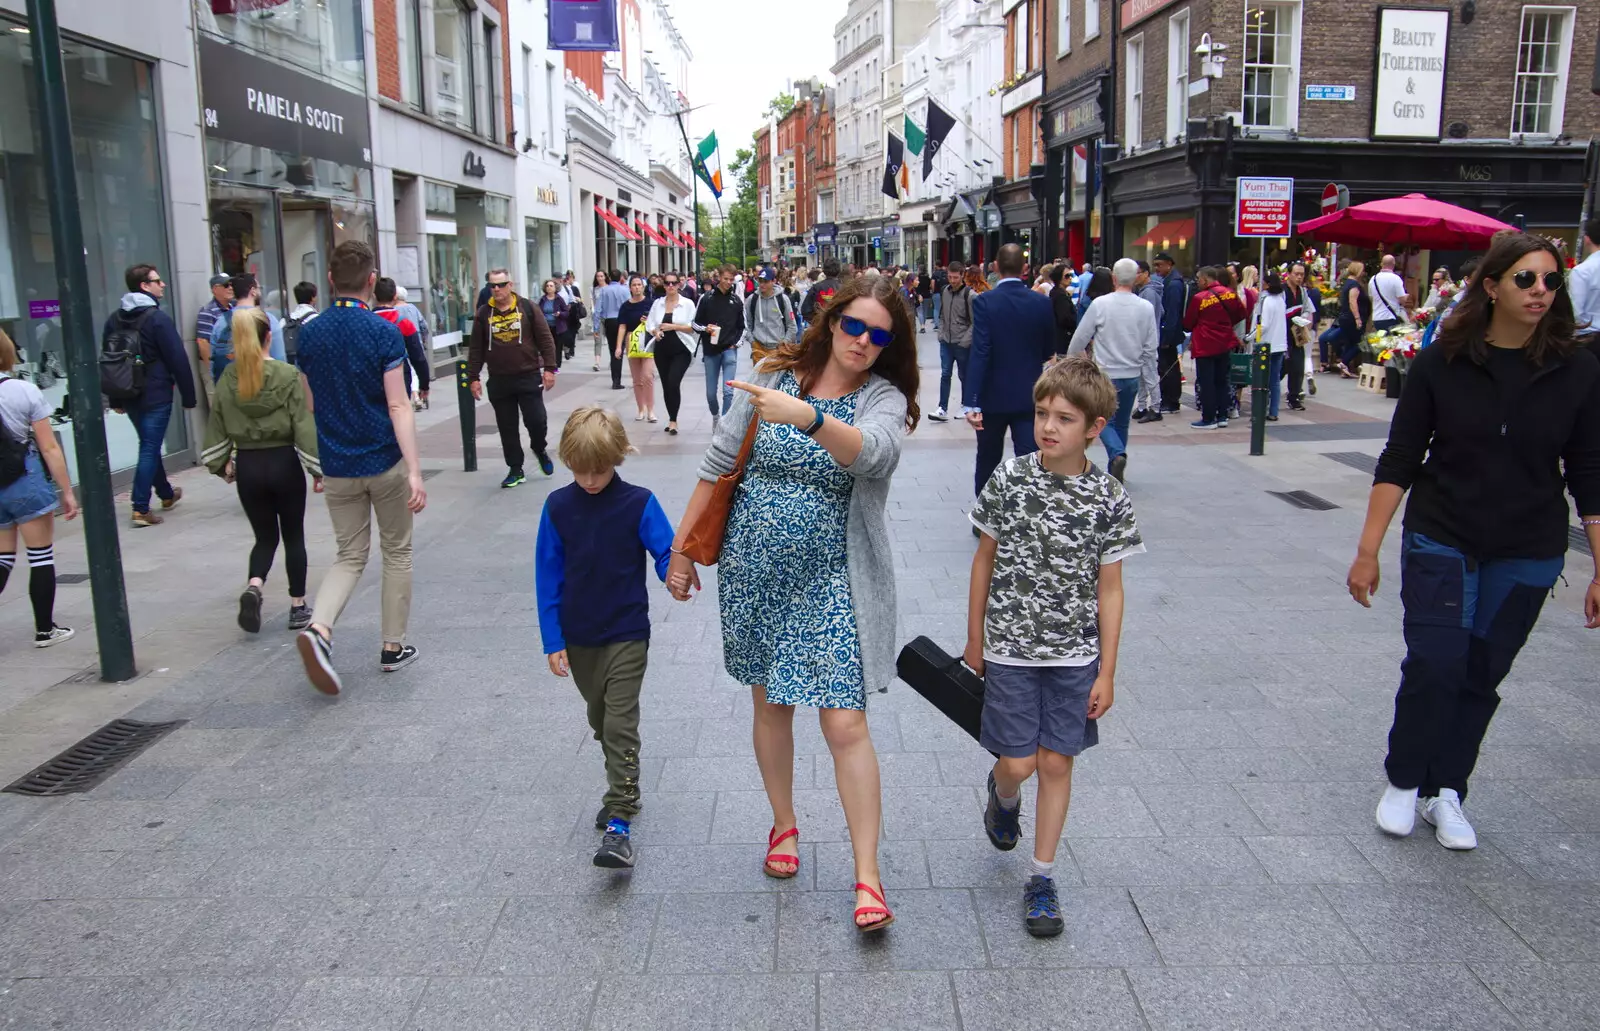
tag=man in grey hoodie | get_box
[928,261,973,422]
[1067,258,1158,482]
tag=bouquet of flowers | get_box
[1412,305,1438,328]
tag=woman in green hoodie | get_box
[202,307,322,634]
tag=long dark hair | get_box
[1436,231,1576,367]
[1087,267,1114,301]
[763,274,920,431]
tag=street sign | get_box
[807,243,816,254]
[1305,84,1356,101]
[1235,176,1294,237]
[1320,182,1350,214]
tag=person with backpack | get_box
[284,281,319,365]
[209,274,284,382]
[743,267,796,366]
[102,263,197,528]
[0,329,78,648]
[373,278,431,410]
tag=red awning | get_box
[635,218,672,246]
[593,204,641,241]
[670,229,690,247]
[1130,218,1194,249]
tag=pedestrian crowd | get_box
[0,224,1596,946]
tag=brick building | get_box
[807,87,838,264]
[997,0,1049,260]
[1041,0,1599,277]
[758,82,837,267]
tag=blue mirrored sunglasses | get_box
[839,314,895,347]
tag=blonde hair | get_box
[0,327,16,372]
[231,307,270,400]
[1034,355,1118,425]
[558,405,634,473]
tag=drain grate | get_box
[421,469,442,481]
[1572,525,1594,557]
[1268,490,1341,511]
[1323,451,1379,475]
[3,719,187,796]
[55,573,89,584]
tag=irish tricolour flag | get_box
[695,132,723,198]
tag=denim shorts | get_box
[979,660,1101,758]
[0,452,59,530]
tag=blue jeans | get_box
[1386,532,1562,799]
[703,349,739,417]
[1098,377,1140,462]
[126,401,174,514]
[937,342,970,412]
[927,292,941,328]
[1267,351,1285,417]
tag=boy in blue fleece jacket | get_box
[536,405,675,869]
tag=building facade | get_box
[997,0,1047,263]
[805,85,838,265]
[1040,0,1113,267]
[506,0,574,292]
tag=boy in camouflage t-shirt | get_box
[965,356,1143,938]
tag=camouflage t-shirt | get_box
[969,452,1144,665]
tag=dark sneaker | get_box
[1024,875,1065,937]
[287,605,313,631]
[594,805,613,830]
[34,625,75,648]
[593,820,635,868]
[1107,454,1127,483]
[380,643,419,672]
[501,469,526,489]
[984,771,1021,851]
[1190,419,1217,429]
[1131,408,1148,421]
[296,629,341,696]
[536,452,555,476]
[237,585,263,633]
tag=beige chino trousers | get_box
[313,461,413,643]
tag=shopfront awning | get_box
[674,229,693,248]
[1130,218,1194,249]
[635,218,672,246]
[593,204,641,241]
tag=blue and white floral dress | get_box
[718,369,865,709]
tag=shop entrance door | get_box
[280,199,333,310]
[210,187,283,314]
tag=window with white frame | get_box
[1057,0,1071,56]
[1084,0,1100,42]
[1125,35,1144,148]
[1242,1,1300,130]
[1512,6,1574,136]
[1012,1,1030,79]
[1166,10,1190,141]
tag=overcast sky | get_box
[678,6,838,164]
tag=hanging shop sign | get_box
[1119,0,1183,31]
[1371,8,1450,141]
[548,0,620,52]
[198,36,371,169]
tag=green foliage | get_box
[765,92,797,120]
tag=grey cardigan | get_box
[697,367,908,694]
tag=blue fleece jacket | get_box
[535,475,675,654]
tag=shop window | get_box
[1242,1,1300,131]
[396,0,424,110]
[434,0,477,134]
[202,0,364,92]
[1057,0,1071,57]
[1083,0,1100,43]
[1167,10,1190,142]
[483,193,513,285]
[484,21,503,144]
[1010,2,1030,80]
[1125,36,1144,150]
[1512,6,1573,137]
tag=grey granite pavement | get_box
[0,336,1595,1029]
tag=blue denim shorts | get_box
[0,452,60,530]
[979,660,1101,758]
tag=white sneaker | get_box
[1376,782,1418,836]
[1420,789,1477,850]
[927,407,948,422]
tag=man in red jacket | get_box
[1182,266,1249,429]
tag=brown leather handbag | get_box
[678,414,761,565]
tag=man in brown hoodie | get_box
[467,268,559,486]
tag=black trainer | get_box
[984,771,1021,851]
[380,643,419,672]
[594,805,612,830]
[237,585,263,633]
[1024,875,1065,937]
[593,820,635,868]
[287,604,313,631]
[1107,453,1128,483]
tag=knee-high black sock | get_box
[26,544,56,634]
[0,551,13,595]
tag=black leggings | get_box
[235,446,308,597]
[655,338,694,422]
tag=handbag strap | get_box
[731,410,760,475]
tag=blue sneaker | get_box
[1024,874,1064,937]
[500,469,526,488]
[1190,419,1217,429]
[537,452,555,476]
[984,770,1021,851]
[594,818,634,868]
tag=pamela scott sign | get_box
[199,36,372,169]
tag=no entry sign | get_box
[1235,177,1294,237]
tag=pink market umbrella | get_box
[1296,193,1515,250]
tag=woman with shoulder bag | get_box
[202,307,322,634]
[0,329,78,648]
[646,273,698,435]
[1349,232,1600,852]
[616,275,656,422]
[537,280,572,370]
[666,275,919,932]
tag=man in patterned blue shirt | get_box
[293,240,428,696]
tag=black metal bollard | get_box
[456,359,477,472]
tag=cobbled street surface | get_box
[0,334,1596,1030]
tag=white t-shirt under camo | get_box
[969,452,1144,665]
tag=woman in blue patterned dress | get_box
[668,275,920,931]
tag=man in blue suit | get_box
[963,243,1057,497]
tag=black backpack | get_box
[100,308,154,404]
[0,380,30,488]
[282,313,308,364]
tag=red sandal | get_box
[853,881,894,933]
[764,826,800,879]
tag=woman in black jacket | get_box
[1046,264,1078,355]
[1348,232,1600,852]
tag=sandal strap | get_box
[765,853,800,866]
[768,826,799,849]
[853,881,887,907]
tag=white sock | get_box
[1030,856,1054,879]
[996,785,1020,811]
